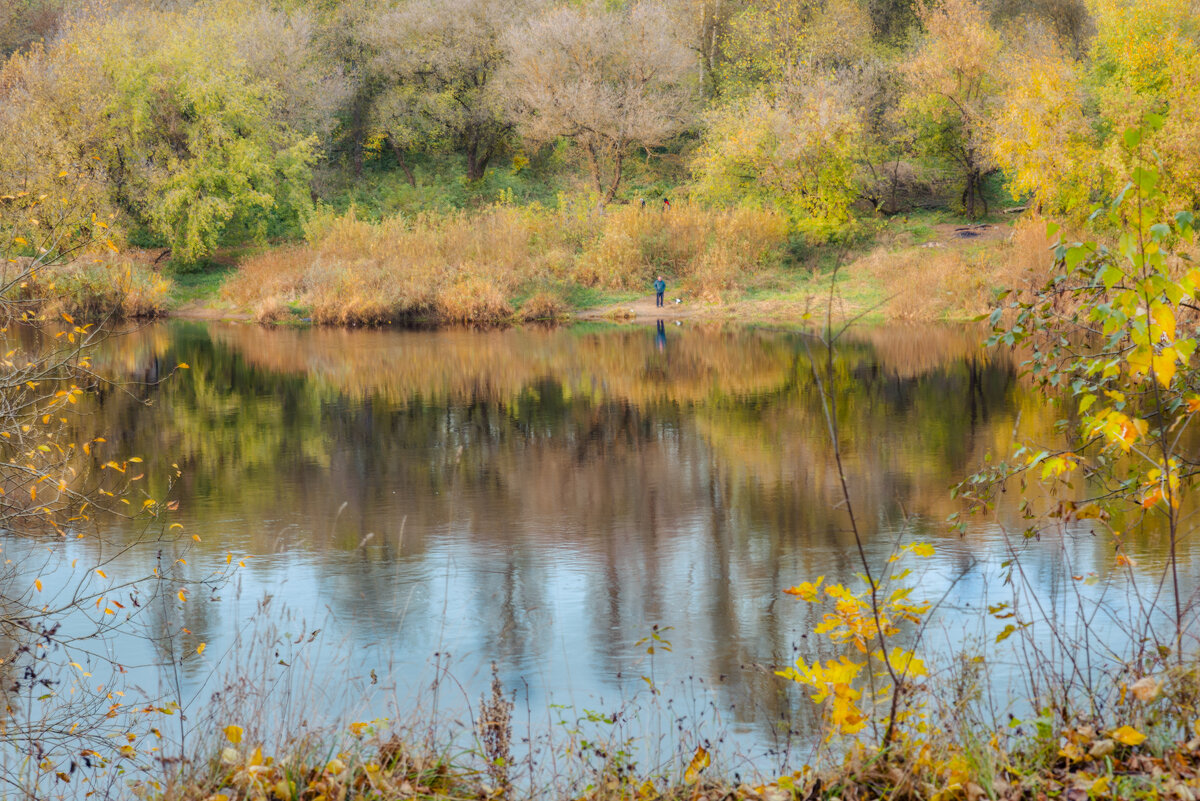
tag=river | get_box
[13,319,1196,773]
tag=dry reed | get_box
[224,203,790,325]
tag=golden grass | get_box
[26,255,172,318]
[858,217,1057,322]
[518,290,570,321]
[224,202,790,325]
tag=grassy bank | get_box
[21,205,1055,327]
[220,202,792,325]
[164,205,1053,327]
[14,252,172,319]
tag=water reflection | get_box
[60,321,1194,754]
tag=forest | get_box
[2,0,1196,323]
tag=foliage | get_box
[901,0,1003,219]
[692,73,866,242]
[93,8,319,262]
[1088,0,1200,216]
[365,0,532,182]
[778,543,933,743]
[0,1,325,265]
[502,1,695,203]
[987,32,1094,213]
[973,132,1199,657]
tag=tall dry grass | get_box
[862,217,1057,322]
[225,203,790,324]
[24,255,172,319]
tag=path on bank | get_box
[576,294,704,322]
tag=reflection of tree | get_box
[68,320,1049,742]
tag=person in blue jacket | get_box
[654,275,666,307]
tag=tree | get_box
[986,27,1096,213]
[0,0,65,58]
[365,0,537,183]
[666,0,742,99]
[1088,0,1200,217]
[502,2,695,204]
[902,0,1003,218]
[692,71,867,240]
[0,2,322,264]
[719,0,874,92]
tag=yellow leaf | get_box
[684,745,710,783]
[1110,725,1146,746]
[1152,348,1177,387]
[197,643,206,655]
[95,569,107,579]
[1150,302,1176,341]
[35,579,42,592]
[908,542,935,558]
[784,576,824,602]
[178,362,190,369]
[224,724,243,744]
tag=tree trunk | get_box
[466,138,491,182]
[585,142,604,196]
[389,139,416,187]
[602,148,624,205]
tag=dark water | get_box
[25,320,1198,765]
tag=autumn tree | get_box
[502,2,695,203]
[363,0,536,183]
[1087,0,1200,216]
[902,0,1004,218]
[692,71,868,240]
[666,0,742,99]
[719,0,874,92]
[0,1,326,264]
[0,0,65,58]
[986,26,1095,213]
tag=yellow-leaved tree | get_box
[692,71,867,242]
[0,177,235,796]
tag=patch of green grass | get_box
[561,284,639,310]
[317,150,567,219]
[167,263,237,308]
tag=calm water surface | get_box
[50,320,1199,762]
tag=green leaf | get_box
[1100,264,1124,290]
[1132,166,1159,195]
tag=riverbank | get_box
[31,208,1049,327]
[155,207,1048,327]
